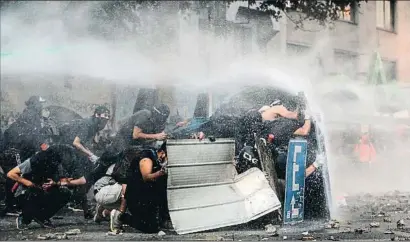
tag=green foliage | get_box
[226,0,367,28]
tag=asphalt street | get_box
[0,192,409,241]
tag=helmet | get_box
[25,96,46,107]
[25,96,46,113]
[152,104,170,124]
[94,105,110,119]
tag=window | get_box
[286,43,310,56]
[376,0,396,31]
[382,60,397,82]
[337,4,356,23]
[334,50,359,79]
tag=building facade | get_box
[257,0,409,83]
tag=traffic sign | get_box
[283,139,307,225]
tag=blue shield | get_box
[283,139,307,225]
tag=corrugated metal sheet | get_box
[167,139,281,235]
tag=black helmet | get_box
[25,96,45,113]
[152,104,170,124]
[94,105,110,119]
[25,96,46,107]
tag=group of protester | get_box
[0,90,327,234]
[0,95,172,234]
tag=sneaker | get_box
[110,209,123,233]
[42,219,55,228]
[93,204,105,223]
[16,216,29,230]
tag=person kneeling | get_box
[110,143,168,234]
[7,147,72,230]
[93,147,137,223]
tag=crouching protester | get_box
[6,146,77,230]
[110,142,169,234]
[92,147,138,223]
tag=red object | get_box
[354,134,377,163]
[11,182,19,193]
[268,134,275,143]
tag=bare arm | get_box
[294,119,312,136]
[60,176,87,187]
[119,184,127,213]
[277,106,299,120]
[72,136,93,157]
[7,167,34,187]
[132,127,161,140]
[140,158,166,182]
[305,165,316,177]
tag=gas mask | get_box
[94,111,111,131]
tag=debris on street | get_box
[397,219,406,229]
[326,220,340,229]
[64,229,81,235]
[385,217,393,223]
[264,224,278,235]
[37,233,68,240]
[370,222,380,228]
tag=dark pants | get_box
[122,200,161,233]
[123,180,168,234]
[5,179,18,212]
[17,186,71,224]
[304,171,328,219]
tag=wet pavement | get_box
[0,192,409,241]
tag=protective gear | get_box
[313,153,326,169]
[152,104,170,125]
[25,96,46,106]
[94,106,110,119]
[25,96,46,115]
[89,154,99,164]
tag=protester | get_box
[1,96,48,216]
[109,143,168,234]
[6,146,72,229]
[3,96,48,161]
[58,105,110,164]
[93,147,139,224]
[354,132,377,166]
[113,104,170,150]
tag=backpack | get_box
[111,157,131,184]
[111,147,157,184]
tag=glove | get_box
[313,153,326,169]
[89,154,99,164]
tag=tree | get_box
[226,0,367,30]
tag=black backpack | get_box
[111,156,131,185]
